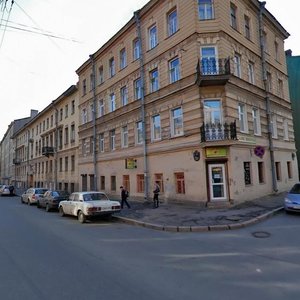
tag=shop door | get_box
[208,164,227,201]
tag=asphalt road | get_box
[0,196,299,300]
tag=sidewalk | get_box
[113,193,285,232]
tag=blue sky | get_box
[0,0,298,139]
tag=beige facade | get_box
[12,86,80,193]
[75,0,298,205]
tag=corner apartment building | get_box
[75,0,297,204]
[12,85,80,193]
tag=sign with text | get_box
[125,158,137,169]
[206,148,227,158]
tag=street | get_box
[0,196,299,300]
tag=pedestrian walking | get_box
[120,186,131,209]
[153,182,160,208]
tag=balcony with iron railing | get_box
[200,121,237,143]
[196,57,231,86]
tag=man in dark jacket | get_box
[120,186,130,209]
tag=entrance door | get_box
[208,164,227,201]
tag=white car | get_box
[58,191,121,223]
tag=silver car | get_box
[58,191,121,223]
[21,188,48,205]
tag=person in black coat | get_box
[120,186,130,209]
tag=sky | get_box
[0,0,299,140]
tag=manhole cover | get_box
[252,231,271,238]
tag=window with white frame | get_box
[233,53,241,78]
[90,73,94,91]
[266,72,272,92]
[262,31,268,52]
[248,61,255,84]
[133,38,141,60]
[244,15,251,39]
[110,129,116,151]
[151,115,161,141]
[121,125,128,148]
[99,99,104,117]
[204,100,222,124]
[110,93,116,112]
[171,107,183,136]
[136,121,143,144]
[120,48,127,69]
[238,103,248,133]
[283,119,289,141]
[149,24,158,49]
[150,68,159,92]
[90,103,94,122]
[98,66,104,84]
[109,57,115,77]
[120,86,128,106]
[230,3,237,29]
[198,0,214,20]
[82,79,87,96]
[271,114,278,138]
[252,107,261,135]
[169,57,180,83]
[201,46,217,75]
[99,133,104,152]
[167,9,178,36]
[70,124,75,142]
[82,108,87,124]
[134,78,142,100]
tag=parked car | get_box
[21,188,48,205]
[0,185,14,196]
[284,183,300,213]
[37,190,70,212]
[58,191,121,223]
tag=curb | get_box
[113,206,284,232]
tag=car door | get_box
[70,194,81,216]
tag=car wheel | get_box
[37,201,41,208]
[59,206,65,217]
[46,204,50,212]
[78,211,86,223]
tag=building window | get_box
[65,104,68,118]
[175,172,185,194]
[262,31,268,52]
[64,127,69,144]
[274,41,279,61]
[71,155,75,171]
[248,61,255,84]
[244,162,251,185]
[244,15,251,39]
[198,0,214,20]
[60,108,63,121]
[150,68,159,92]
[266,72,272,92]
[283,119,289,141]
[200,46,217,75]
[98,66,104,84]
[123,175,130,192]
[257,162,265,184]
[82,108,87,124]
[136,121,143,144]
[65,157,68,172]
[230,3,237,30]
[154,173,164,193]
[89,137,94,154]
[167,9,178,36]
[110,93,116,112]
[275,162,281,181]
[121,125,128,148]
[99,99,105,117]
[169,57,180,83]
[100,176,105,190]
[278,79,283,98]
[137,174,144,193]
[134,78,142,100]
[110,129,115,151]
[90,73,94,91]
[238,103,248,133]
[90,103,94,122]
[204,100,221,124]
[120,48,127,69]
[59,158,63,172]
[120,86,128,106]
[252,107,261,136]
[71,100,75,115]
[109,57,115,77]
[133,38,141,60]
[149,24,158,49]
[99,133,104,152]
[233,53,241,78]
[151,115,161,141]
[171,107,183,137]
[287,161,293,179]
[82,79,87,96]
[70,124,75,142]
[271,114,278,138]
[111,176,116,191]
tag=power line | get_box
[0,0,14,50]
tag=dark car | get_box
[37,190,70,212]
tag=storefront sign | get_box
[125,158,137,169]
[206,148,227,158]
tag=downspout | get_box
[51,101,58,190]
[89,54,98,191]
[258,1,278,193]
[134,10,149,200]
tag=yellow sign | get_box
[125,158,137,169]
[206,148,227,158]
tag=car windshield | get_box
[36,189,48,194]
[83,193,108,201]
[290,184,300,194]
[53,191,69,197]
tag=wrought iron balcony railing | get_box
[197,57,231,76]
[200,121,237,142]
[42,146,55,157]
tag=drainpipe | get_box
[258,1,278,193]
[51,101,58,190]
[89,54,98,191]
[134,10,149,200]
